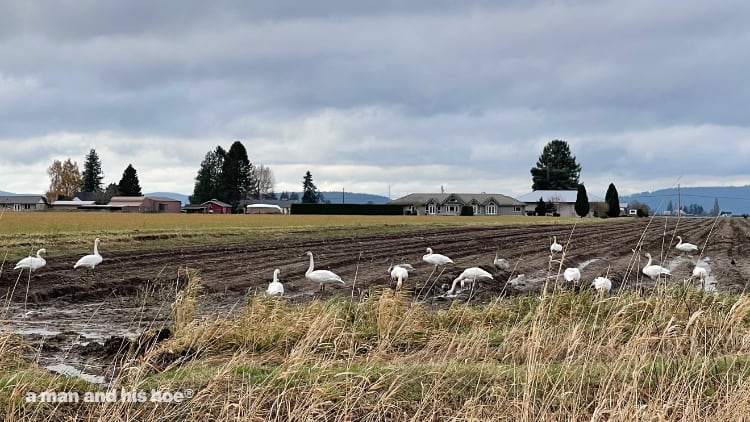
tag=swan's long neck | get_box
[426,247,433,255]
[37,250,44,259]
[645,254,653,267]
[94,240,100,255]
[273,270,280,282]
[676,236,682,246]
[307,253,315,275]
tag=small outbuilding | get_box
[241,199,297,214]
[246,204,283,214]
[183,199,233,214]
[515,190,605,217]
[50,197,97,211]
[105,196,182,213]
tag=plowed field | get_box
[2,216,748,380]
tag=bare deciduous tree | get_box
[253,164,275,199]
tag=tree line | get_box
[189,141,325,212]
[47,149,142,204]
[44,141,327,212]
[44,139,638,215]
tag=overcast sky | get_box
[2,0,749,199]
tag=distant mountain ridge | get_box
[316,191,390,204]
[622,185,750,215]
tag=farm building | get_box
[50,197,96,210]
[242,199,297,214]
[246,204,283,214]
[388,193,526,216]
[183,199,233,214]
[0,195,48,211]
[105,196,182,213]
[515,190,605,217]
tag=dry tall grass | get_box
[4,278,750,421]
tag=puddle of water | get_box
[16,328,61,336]
[45,363,108,385]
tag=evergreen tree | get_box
[118,164,142,196]
[221,141,254,211]
[289,192,300,201]
[574,184,590,217]
[95,183,120,205]
[81,149,104,192]
[535,197,547,216]
[190,146,226,204]
[279,191,289,200]
[302,170,321,203]
[605,183,620,217]
[530,140,582,190]
[667,200,673,212]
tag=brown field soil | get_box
[1,216,748,381]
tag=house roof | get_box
[515,190,605,203]
[146,196,181,202]
[389,193,525,207]
[203,199,232,208]
[110,196,145,202]
[247,204,283,211]
[52,199,96,206]
[0,195,47,204]
[242,199,298,208]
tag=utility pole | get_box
[342,188,345,204]
[677,183,681,216]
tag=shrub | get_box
[460,206,474,216]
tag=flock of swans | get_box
[10,233,708,299]
[13,238,103,275]
[265,234,708,298]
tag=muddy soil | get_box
[1,217,748,382]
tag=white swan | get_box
[563,267,581,284]
[550,236,563,254]
[267,268,284,296]
[423,247,453,267]
[675,236,698,254]
[304,251,344,292]
[692,265,708,281]
[493,249,511,272]
[508,273,526,288]
[642,252,671,280]
[388,263,409,289]
[447,266,494,294]
[592,276,612,294]
[394,271,405,291]
[74,238,103,274]
[14,248,47,272]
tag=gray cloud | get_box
[1,0,750,198]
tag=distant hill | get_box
[318,191,390,204]
[0,190,13,196]
[275,191,390,204]
[146,192,190,205]
[622,185,750,215]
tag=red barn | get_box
[184,199,232,214]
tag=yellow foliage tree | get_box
[46,158,83,201]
